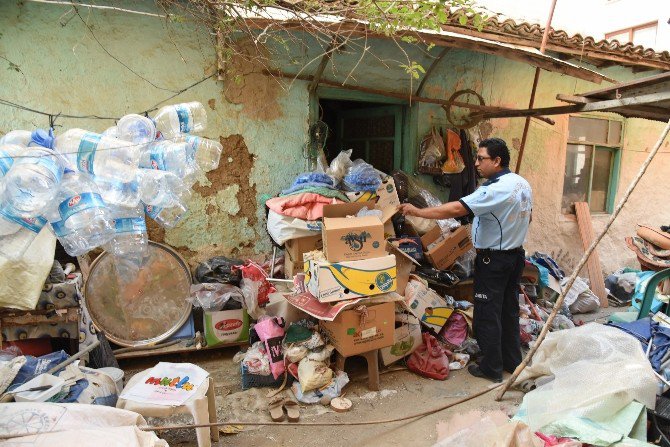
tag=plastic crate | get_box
[240,364,289,390]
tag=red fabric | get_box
[407,332,452,380]
[265,193,344,220]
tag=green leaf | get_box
[458,14,468,26]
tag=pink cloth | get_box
[265,193,343,220]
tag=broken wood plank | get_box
[574,202,608,307]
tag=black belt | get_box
[476,247,524,255]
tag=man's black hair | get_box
[479,137,510,168]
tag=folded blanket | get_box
[266,193,344,221]
[281,185,349,202]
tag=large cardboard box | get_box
[380,310,422,366]
[306,255,397,303]
[203,309,250,346]
[322,202,387,262]
[421,225,473,270]
[320,301,395,356]
[284,234,323,278]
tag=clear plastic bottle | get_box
[144,201,188,229]
[152,101,207,139]
[54,128,140,183]
[47,169,114,254]
[137,168,189,208]
[0,206,48,260]
[104,204,148,257]
[94,175,141,208]
[181,135,223,172]
[117,114,156,147]
[0,144,24,179]
[2,146,64,218]
[140,140,198,187]
[0,130,32,146]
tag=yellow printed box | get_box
[306,255,397,303]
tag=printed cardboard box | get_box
[421,225,473,270]
[322,202,387,262]
[306,255,397,303]
[284,234,323,278]
[380,310,422,366]
[319,301,395,357]
[375,177,400,210]
[386,242,419,296]
[402,279,453,332]
[203,308,250,346]
[345,191,378,203]
[388,236,424,263]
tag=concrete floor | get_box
[118,305,621,447]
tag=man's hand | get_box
[399,203,422,217]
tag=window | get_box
[606,22,658,48]
[561,116,623,214]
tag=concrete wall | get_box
[1,1,668,275]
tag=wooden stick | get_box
[495,119,670,401]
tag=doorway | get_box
[319,99,404,174]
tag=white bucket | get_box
[98,367,125,395]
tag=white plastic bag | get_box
[266,209,322,246]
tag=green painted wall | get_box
[1,1,667,272]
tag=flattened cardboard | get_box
[306,255,397,303]
[319,301,395,357]
[421,225,473,270]
[322,201,387,262]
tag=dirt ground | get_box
[118,306,620,447]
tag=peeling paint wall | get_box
[1,0,667,274]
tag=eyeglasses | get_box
[476,156,492,162]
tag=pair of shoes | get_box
[267,393,301,422]
[468,364,502,383]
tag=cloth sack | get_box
[407,332,452,380]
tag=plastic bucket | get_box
[98,367,125,394]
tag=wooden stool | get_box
[335,349,380,391]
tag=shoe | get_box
[468,364,502,383]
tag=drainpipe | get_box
[515,0,558,174]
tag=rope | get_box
[495,118,670,401]
[139,382,502,432]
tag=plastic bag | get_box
[291,370,349,404]
[189,283,244,311]
[418,127,446,175]
[194,257,243,285]
[326,149,353,183]
[0,346,22,362]
[439,312,469,348]
[450,248,476,280]
[241,341,272,376]
[407,332,452,380]
[297,354,333,392]
[342,159,382,193]
[254,316,286,379]
[442,129,465,174]
[234,261,276,319]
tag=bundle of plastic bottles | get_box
[0,101,223,263]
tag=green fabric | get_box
[284,324,313,343]
[280,185,350,202]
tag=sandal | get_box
[268,395,285,422]
[283,392,300,422]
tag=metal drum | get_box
[83,241,192,347]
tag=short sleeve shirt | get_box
[459,169,532,250]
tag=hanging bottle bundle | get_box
[0,101,223,264]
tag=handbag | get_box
[407,332,452,380]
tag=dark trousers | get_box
[473,250,525,378]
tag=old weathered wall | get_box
[0,1,309,267]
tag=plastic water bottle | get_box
[94,175,141,208]
[0,144,24,179]
[144,201,188,229]
[140,140,198,187]
[117,114,156,146]
[54,128,140,183]
[1,146,64,218]
[0,206,48,260]
[104,205,148,257]
[47,170,113,255]
[152,102,207,139]
[0,130,32,146]
[137,168,189,207]
[102,126,119,139]
[181,135,223,172]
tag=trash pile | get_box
[0,101,222,268]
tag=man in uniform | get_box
[399,137,532,382]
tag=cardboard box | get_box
[306,254,397,303]
[403,279,453,332]
[375,177,400,210]
[322,202,387,263]
[380,310,422,366]
[319,301,395,356]
[345,191,378,203]
[203,309,250,346]
[421,225,473,270]
[386,242,419,296]
[284,235,323,278]
[388,236,424,263]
